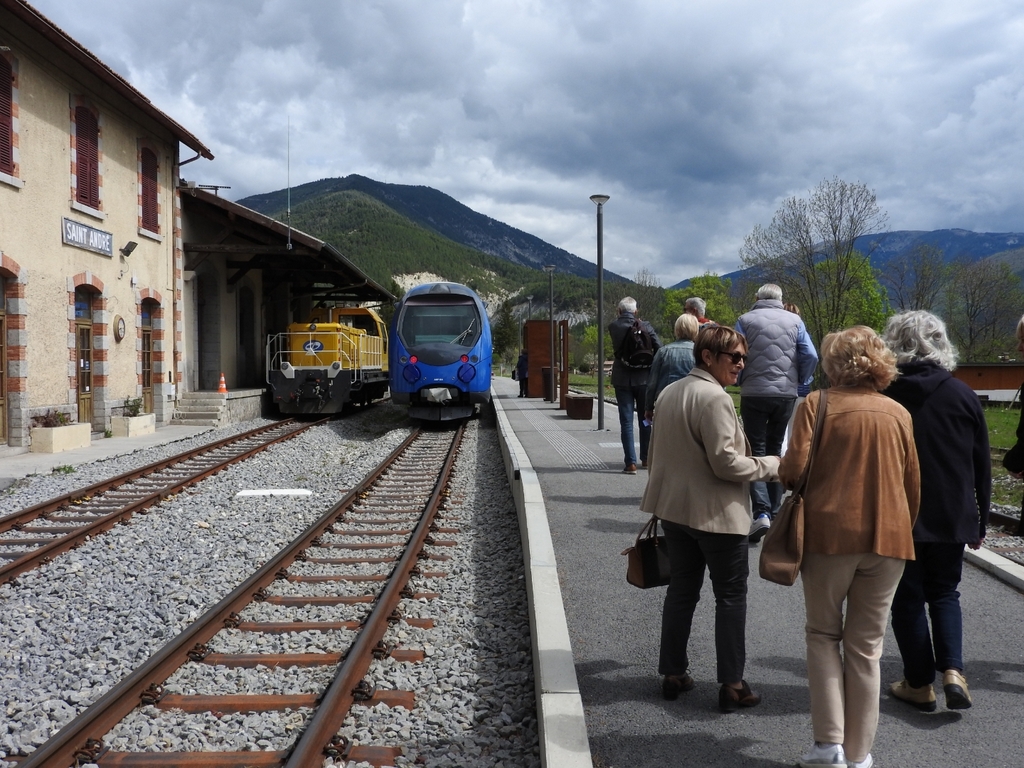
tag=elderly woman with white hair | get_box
[882,310,990,713]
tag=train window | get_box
[399,301,480,347]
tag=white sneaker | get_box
[797,742,845,766]
[847,755,873,768]
[749,514,771,543]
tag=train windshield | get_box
[399,299,481,348]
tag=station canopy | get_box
[181,188,394,304]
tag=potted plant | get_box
[110,396,156,437]
[30,410,91,453]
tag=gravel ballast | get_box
[0,405,539,767]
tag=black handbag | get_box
[623,515,671,588]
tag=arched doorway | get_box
[0,277,6,442]
[141,299,157,413]
[74,287,95,424]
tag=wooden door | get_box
[76,321,92,424]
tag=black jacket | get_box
[884,361,990,543]
[607,311,662,388]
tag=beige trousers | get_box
[802,552,905,764]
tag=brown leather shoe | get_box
[623,463,637,474]
[662,673,695,701]
[719,680,761,713]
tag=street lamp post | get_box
[590,194,609,429]
[543,265,556,403]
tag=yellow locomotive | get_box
[266,307,389,414]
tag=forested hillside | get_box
[238,174,624,281]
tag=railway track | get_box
[0,420,320,585]
[17,423,465,768]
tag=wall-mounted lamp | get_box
[118,241,138,280]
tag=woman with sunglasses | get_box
[780,326,919,768]
[641,325,780,712]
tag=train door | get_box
[141,300,154,413]
[0,278,6,442]
[74,288,93,424]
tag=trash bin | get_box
[565,393,594,420]
[541,366,559,401]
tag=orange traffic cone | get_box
[217,373,228,394]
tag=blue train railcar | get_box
[266,306,389,414]
[389,282,492,421]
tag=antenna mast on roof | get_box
[286,116,293,250]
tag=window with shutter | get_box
[0,57,13,176]
[141,147,158,232]
[75,105,99,208]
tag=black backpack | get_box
[617,319,655,368]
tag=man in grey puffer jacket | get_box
[734,284,818,541]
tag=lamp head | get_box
[590,194,610,206]
[120,241,138,258]
[542,265,556,273]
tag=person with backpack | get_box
[608,296,661,474]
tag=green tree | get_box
[665,273,739,329]
[739,177,889,344]
[491,300,520,365]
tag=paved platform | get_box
[492,377,1024,768]
[0,425,215,491]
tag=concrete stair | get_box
[171,392,227,426]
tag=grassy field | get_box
[565,372,1022,509]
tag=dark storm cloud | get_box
[29,0,1024,285]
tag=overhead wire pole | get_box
[590,194,609,430]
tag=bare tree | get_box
[740,177,889,343]
[882,244,948,311]
[630,267,666,336]
[943,258,1024,361]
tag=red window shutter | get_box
[75,106,99,208]
[141,147,158,231]
[0,57,13,175]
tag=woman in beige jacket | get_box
[641,325,780,712]
[780,326,919,768]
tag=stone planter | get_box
[30,423,91,453]
[111,413,156,437]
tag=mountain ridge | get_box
[237,174,625,282]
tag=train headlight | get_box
[457,363,476,383]
[403,365,422,383]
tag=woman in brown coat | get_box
[780,326,919,768]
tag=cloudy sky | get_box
[31,0,1024,286]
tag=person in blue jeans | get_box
[882,310,989,712]
[734,284,817,541]
[607,297,661,473]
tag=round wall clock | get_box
[114,315,126,342]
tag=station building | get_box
[0,0,392,449]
